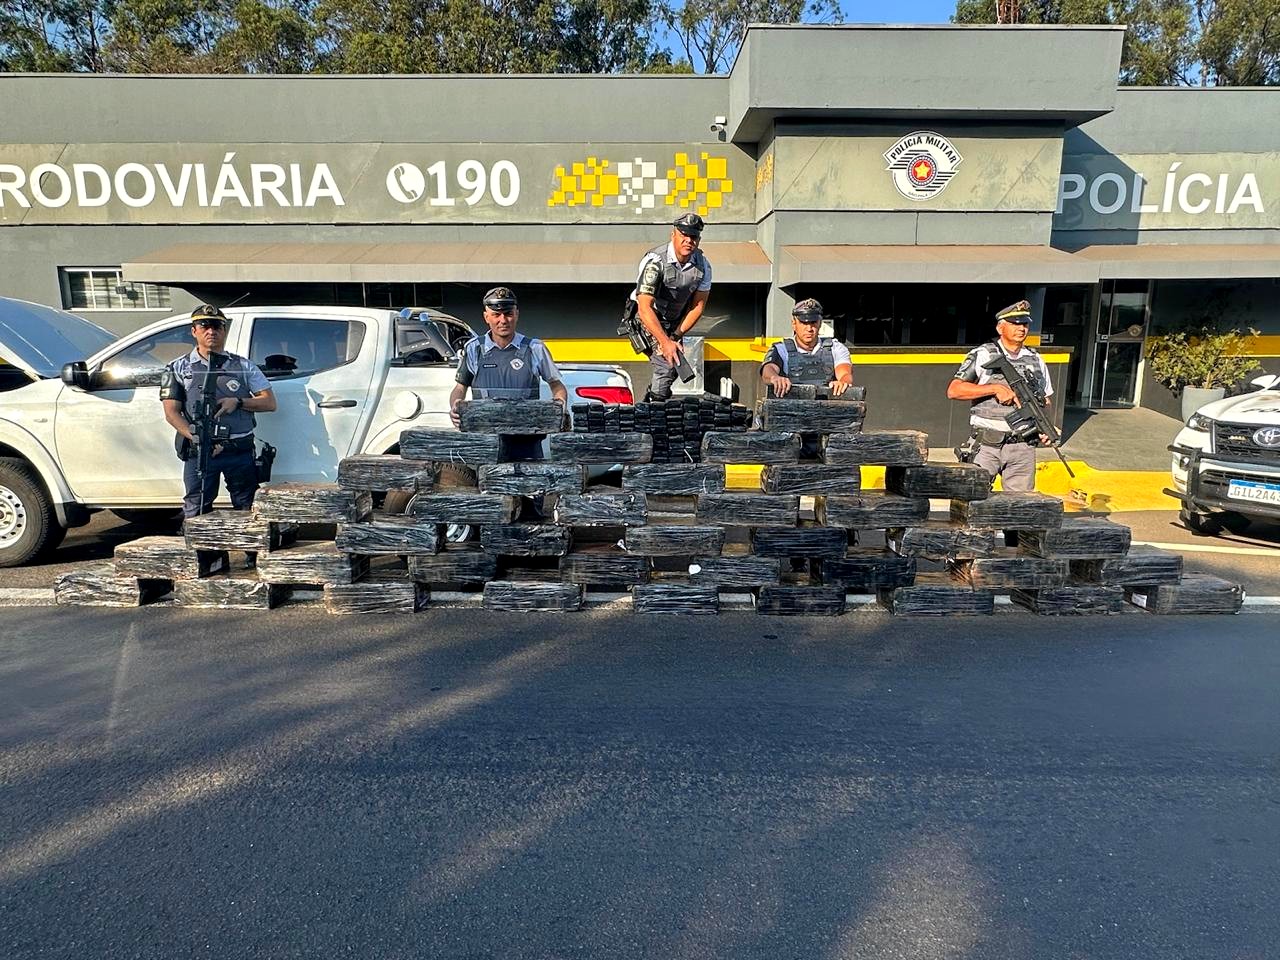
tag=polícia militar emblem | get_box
[884,131,963,201]
[509,358,525,371]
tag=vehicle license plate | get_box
[1227,479,1280,506]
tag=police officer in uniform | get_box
[449,286,568,462]
[947,299,1054,494]
[629,212,713,400]
[759,298,854,398]
[160,305,277,518]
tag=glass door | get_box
[1089,280,1151,408]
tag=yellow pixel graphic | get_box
[548,152,733,216]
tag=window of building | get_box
[248,318,366,379]
[61,268,173,311]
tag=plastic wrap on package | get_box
[813,549,916,590]
[700,431,801,465]
[481,524,572,557]
[483,580,584,611]
[256,542,369,586]
[816,493,930,529]
[885,463,991,501]
[254,483,373,523]
[399,429,502,465]
[759,464,861,495]
[335,514,442,555]
[549,433,653,464]
[1019,518,1132,559]
[755,585,846,616]
[55,562,170,607]
[338,455,439,492]
[622,464,726,495]
[821,431,928,466]
[478,462,586,496]
[695,493,799,526]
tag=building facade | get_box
[2,24,1277,441]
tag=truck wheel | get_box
[382,463,477,543]
[1179,507,1223,537]
[0,458,62,568]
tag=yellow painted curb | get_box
[726,459,1177,512]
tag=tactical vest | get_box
[182,353,255,437]
[642,243,707,333]
[470,335,540,399]
[778,338,837,385]
[969,342,1048,424]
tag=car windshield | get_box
[0,298,116,378]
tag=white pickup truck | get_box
[0,298,632,566]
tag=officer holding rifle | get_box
[946,299,1056,494]
[160,305,276,518]
[625,212,713,400]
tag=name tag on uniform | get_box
[481,363,498,368]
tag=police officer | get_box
[947,299,1054,494]
[449,286,568,462]
[759,299,854,397]
[160,305,277,518]
[630,211,713,400]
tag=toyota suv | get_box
[1168,373,1280,535]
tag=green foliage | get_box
[1145,325,1262,392]
[952,0,1280,85]
[660,0,843,74]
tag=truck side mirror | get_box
[1249,374,1280,390]
[61,361,90,390]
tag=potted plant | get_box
[1144,325,1262,421]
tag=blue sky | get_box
[840,1,955,23]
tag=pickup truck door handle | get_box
[316,398,358,409]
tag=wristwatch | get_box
[235,397,244,411]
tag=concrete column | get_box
[766,285,795,337]
[1027,285,1047,338]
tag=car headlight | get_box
[1186,412,1214,432]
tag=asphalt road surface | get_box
[2,607,1278,959]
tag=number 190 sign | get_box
[385,160,520,208]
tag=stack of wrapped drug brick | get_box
[53,513,300,609]
[568,395,751,463]
[56,392,1245,617]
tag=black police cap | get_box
[673,212,704,236]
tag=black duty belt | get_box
[218,435,256,453]
[974,427,1013,446]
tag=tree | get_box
[953,0,1280,85]
[660,0,844,74]
[1,1,109,71]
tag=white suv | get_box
[1169,374,1280,535]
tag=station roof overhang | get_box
[1071,244,1280,280]
[727,25,1126,142]
[778,245,1101,286]
[123,241,773,286]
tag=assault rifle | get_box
[174,351,233,515]
[619,298,696,384]
[981,354,1075,479]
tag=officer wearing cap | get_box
[759,299,854,398]
[947,299,1054,493]
[629,212,713,399]
[160,305,277,517]
[449,287,567,461]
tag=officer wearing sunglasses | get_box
[160,305,277,518]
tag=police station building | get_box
[2,24,1278,444]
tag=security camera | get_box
[709,115,727,133]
